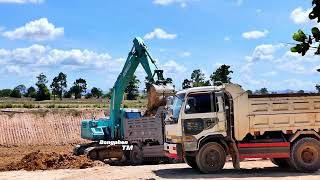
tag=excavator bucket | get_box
[145,84,175,116]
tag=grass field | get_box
[0,97,147,109]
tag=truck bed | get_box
[247,93,320,134]
[123,115,164,144]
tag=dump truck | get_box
[74,37,176,165]
[164,83,320,173]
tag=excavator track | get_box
[73,142,99,156]
[84,145,124,161]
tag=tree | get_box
[210,64,233,85]
[63,90,72,98]
[85,92,93,99]
[125,75,140,100]
[246,90,253,95]
[70,78,87,99]
[191,69,206,87]
[10,84,26,98]
[103,88,113,99]
[50,72,67,100]
[255,88,269,95]
[166,78,173,84]
[91,87,103,98]
[16,85,27,96]
[316,84,320,93]
[182,79,192,89]
[0,89,12,97]
[297,90,305,93]
[291,1,320,56]
[204,80,211,86]
[50,77,59,100]
[10,88,21,98]
[35,73,51,101]
[36,73,48,86]
[26,86,37,98]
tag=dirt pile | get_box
[0,150,101,171]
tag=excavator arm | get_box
[108,37,170,139]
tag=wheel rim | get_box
[131,147,142,163]
[300,146,317,164]
[204,150,220,167]
[133,151,139,160]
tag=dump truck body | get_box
[164,83,320,173]
[124,107,169,161]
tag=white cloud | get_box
[152,0,197,7]
[2,18,64,41]
[180,2,187,7]
[0,0,43,3]
[144,28,177,40]
[245,44,283,62]
[262,71,277,77]
[234,0,243,6]
[242,30,268,39]
[0,44,114,71]
[290,7,312,24]
[162,60,186,74]
[180,51,191,57]
[273,79,315,90]
[274,50,320,74]
[224,36,231,41]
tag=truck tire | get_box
[184,155,198,169]
[290,137,320,172]
[129,145,143,166]
[196,142,226,173]
[270,158,290,168]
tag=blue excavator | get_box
[74,37,175,165]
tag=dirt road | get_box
[0,160,319,180]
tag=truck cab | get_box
[164,85,229,159]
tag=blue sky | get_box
[0,0,319,92]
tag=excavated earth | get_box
[0,145,105,171]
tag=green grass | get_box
[0,98,146,109]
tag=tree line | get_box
[0,63,318,101]
[0,72,106,101]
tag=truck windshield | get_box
[172,93,185,122]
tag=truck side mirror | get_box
[185,104,191,111]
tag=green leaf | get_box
[293,30,307,42]
[312,27,320,42]
[290,46,298,53]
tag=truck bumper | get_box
[164,142,183,160]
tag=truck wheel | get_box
[184,155,198,169]
[196,142,226,173]
[130,145,143,166]
[270,158,290,168]
[290,137,320,172]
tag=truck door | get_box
[182,92,218,137]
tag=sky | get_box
[0,0,319,92]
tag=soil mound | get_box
[0,150,98,171]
